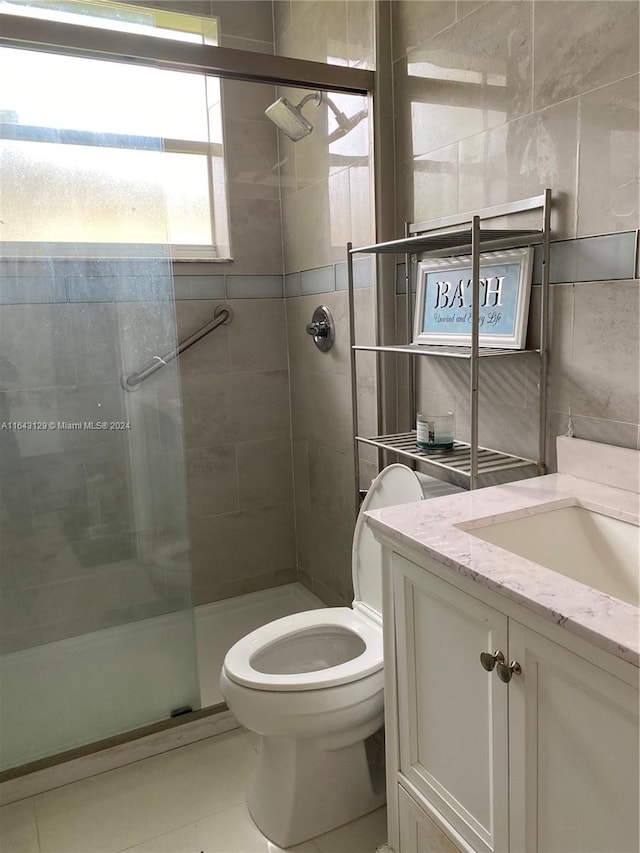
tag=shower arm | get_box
[121,304,233,392]
[296,91,322,111]
[295,92,350,128]
[321,94,367,141]
[322,94,349,126]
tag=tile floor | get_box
[0,729,387,853]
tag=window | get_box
[0,0,230,259]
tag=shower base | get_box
[0,582,324,777]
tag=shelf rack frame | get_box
[347,190,552,508]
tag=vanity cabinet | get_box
[388,552,640,853]
[397,786,461,853]
[507,621,639,853]
[394,556,509,853]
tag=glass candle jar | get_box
[416,412,454,451]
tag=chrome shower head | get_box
[265,91,367,143]
[265,92,321,141]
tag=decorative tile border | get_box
[1,231,636,304]
[334,257,374,291]
[0,275,67,304]
[284,272,301,298]
[173,275,225,300]
[531,231,637,284]
[225,275,283,299]
[0,264,284,304]
[300,265,335,295]
[0,264,374,303]
[395,230,639,293]
[395,262,413,295]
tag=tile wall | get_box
[125,3,298,607]
[0,0,380,642]
[0,1,296,653]
[176,290,296,606]
[285,274,377,606]
[274,0,375,69]
[172,60,296,604]
[274,2,376,606]
[0,260,191,653]
[391,0,640,467]
[136,1,303,608]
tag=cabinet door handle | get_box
[480,650,505,672]
[496,660,522,683]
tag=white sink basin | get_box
[464,503,639,607]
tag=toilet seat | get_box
[223,607,382,691]
[223,465,432,694]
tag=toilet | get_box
[220,464,463,847]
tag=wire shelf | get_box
[350,229,543,256]
[352,344,539,358]
[356,433,539,489]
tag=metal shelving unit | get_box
[348,191,552,504]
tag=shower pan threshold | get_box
[0,583,324,803]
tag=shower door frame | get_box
[0,11,374,94]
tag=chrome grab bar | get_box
[121,304,232,391]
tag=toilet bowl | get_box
[220,465,463,847]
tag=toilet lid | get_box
[352,464,425,620]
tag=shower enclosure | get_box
[0,236,202,772]
[0,0,375,777]
[0,6,218,771]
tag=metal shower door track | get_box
[0,12,374,93]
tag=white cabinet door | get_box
[398,785,463,853]
[393,554,509,853]
[508,621,640,853]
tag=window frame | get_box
[0,1,230,259]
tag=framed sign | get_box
[413,247,534,349]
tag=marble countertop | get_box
[365,472,640,667]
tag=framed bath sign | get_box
[413,247,534,349]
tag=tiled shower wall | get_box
[174,8,294,605]
[137,1,298,606]
[0,0,297,653]
[117,1,297,607]
[274,0,377,607]
[0,0,380,648]
[143,0,375,610]
[176,286,295,606]
[391,0,640,466]
[0,261,191,653]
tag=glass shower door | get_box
[0,259,201,772]
[0,39,204,772]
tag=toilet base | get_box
[247,733,386,847]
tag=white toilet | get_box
[220,464,463,847]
